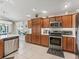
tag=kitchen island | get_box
[0,34,19,58]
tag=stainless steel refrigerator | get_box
[76,13,79,59]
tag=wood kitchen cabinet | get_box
[0,40,3,58]
[32,18,42,44]
[62,15,72,28]
[32,27,41,44]
[63,37,76,53]
[41,35,49,47]
[55,16,62,23]
[42,18,49,28]
[25,34,32,43]
[28,20,32,28]
[49,17,56,22]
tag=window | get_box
[0,24,8,35]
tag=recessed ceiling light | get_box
[26,15,31,17]
[42,10,48,14]
[6,0,9,1]
[64,2,70,9]
[32,8,36,11]
[65,5,68,8]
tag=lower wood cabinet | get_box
[41,35,49,47]
[63,37,76,53]
[0,40,3,58]
[32,35,41,44]
[25,35,76,53]
[25,35,49,47]
[25,34,32,43]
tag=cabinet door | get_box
[32,18,41,26]
[28,20,32,28]
[63,37,75,53]
[62,15,72,28]
[49,17,56,22]
[32,35,37,44]
[0,40,3,58]
[42,18,49,28]
[33,26,41,44]
[32,35,40,44]
[35,34,41,44]
[67,37,75,52]
[32,26,37,44]
[25,34,31,43]
[32,18,41,44]
[55,16,62,22]
[41,35,49,46]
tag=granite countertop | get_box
[0,34,19,40]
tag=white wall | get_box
[0,20,13,34]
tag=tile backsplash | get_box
[27,28,32,34]
[41,28,49,35]
[27,28,76,37]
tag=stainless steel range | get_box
[47,18,64,57]
[47,30,64,57]
[49,30,63,50]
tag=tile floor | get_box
[4,36,77,59]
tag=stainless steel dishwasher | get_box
[4,38,19,56]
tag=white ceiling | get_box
[0,0,79,21]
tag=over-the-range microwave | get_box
[50,21,62,28]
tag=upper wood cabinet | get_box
[63,37,76,53]
[32,18,42,26]
[72,14,77,28]
[41,35,49,47]
[62,15,72,28]
[0,40,3,59]
[28,20,32,28]
[42,18,49,28]
[49,17,55,22]
[55,16,62,22]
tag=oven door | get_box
[49,36,61,46]
[49,36,62,50]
